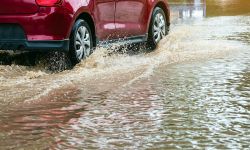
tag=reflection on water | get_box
[151,52,250,149]
[170,0,250,20]
[170,0,206,20]
[206,0,250,16]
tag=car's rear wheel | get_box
[146,7,168,50]
[69,19,93,64]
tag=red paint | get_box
[36,0,63,7]
[0,0,169,41]
[115,0,147,38]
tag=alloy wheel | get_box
[153,13,166,43]
[75,26,91,60]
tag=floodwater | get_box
[0,0,250,149]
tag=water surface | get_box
[0,0,250,149]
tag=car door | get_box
[94,0,116,41]
[115,0,148,38]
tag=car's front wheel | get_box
[69,19,93,64]
[146,7,168,50]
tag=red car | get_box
[0,0,170,63]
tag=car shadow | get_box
[0,51,37,66]
[0,51,73,72]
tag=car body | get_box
[0,0,170,62]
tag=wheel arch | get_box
[155,2,170,24]
[74,12,97,47]
[146,1,170,33]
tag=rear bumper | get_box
[0,39,69,52]
[0,7,73,52]
[0,23,69,51]
[0,7,73,41]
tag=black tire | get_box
[146,7,168,51]
[69,19,93,64]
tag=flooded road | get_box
[0,0,250,149]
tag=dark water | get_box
[0,0,250,149]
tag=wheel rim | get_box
[75,26,91,60]
[153,13,166,43]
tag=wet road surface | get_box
[0,0,250,149]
